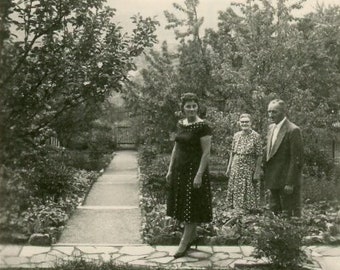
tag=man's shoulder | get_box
[286,119,301,131]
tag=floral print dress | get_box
[226,130,262,210]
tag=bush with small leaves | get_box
[253,213,308,269]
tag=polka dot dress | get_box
[166,120,213,223]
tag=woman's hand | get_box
[252,172,261,182]
[252,167,263,183]
[252,174,260,184]
[165,171,172,186]
[284,185,294,195]
[193,173,202,189]
[225,169,230,178]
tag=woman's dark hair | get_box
[180,92,199,112]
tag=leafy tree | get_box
[124,42,180,151]
[125,0,215,151]
[0,0,159,240]
[206,0,339,174]
[164,0,212,97]
[126,0,339,178]
[1,0,159,164]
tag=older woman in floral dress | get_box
[226,113,263,211]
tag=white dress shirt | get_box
[271,117,287,148]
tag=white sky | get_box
[107,0,340,45]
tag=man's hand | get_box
[284,185,294,195]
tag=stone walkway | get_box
[1,244,340,269]
[1,150,340,269]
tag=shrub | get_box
[253,214,308,269]
[0,168,99,243]
[54,257,163,270]
[27,159,76,200]
[303,133,335,178]
[206,108,234,159]
[138,144,159,168]
[303,174,340,203]
[140,198,181,245]
[64,150,113,171]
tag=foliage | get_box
[2,2,152,155]
[0,0,159,242]
[164,0,212,96]
[303,175,340,203]
[54,258,163,270]
[138,152,340,246]
[61,118,116,171]
[138,144,160,168]
[0,169,98,242]
[64,150,113,171]
[303,201,340,245]
[125,0,340,178]
[1,0,158,159]
[124,0,214,152]
[253,214,308,269]
[27,159,76,200]
[139,149,170,206]
[124,43,180,152]
[207,107,239,159]
[206,0,339,176]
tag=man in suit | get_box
[264,99,304,217]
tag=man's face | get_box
[267,102,285,124]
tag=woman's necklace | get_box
[184,117,202,126]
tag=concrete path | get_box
[1,150,340,269]
[58,150,142,245]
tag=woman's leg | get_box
[176,223,196,253]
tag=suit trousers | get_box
[269,186,302,217]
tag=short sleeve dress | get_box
[226,130,262,210]
[166,120,213,223]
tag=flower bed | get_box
[139,152,340,246]
[0,169,100,244]
[0,150,113,244]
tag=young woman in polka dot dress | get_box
[166,93,213,258]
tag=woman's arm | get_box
[193,135,212,188]
[225,151,233,176]
[253,133,263,181]
[166,142,178,184]
[226,134,237,177]
[253,155,263,180]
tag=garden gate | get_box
[115,125,136,148]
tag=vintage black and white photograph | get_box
[0,0,340,269]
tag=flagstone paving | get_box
[1,244,340,269]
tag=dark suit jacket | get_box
[264,119,304,189]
